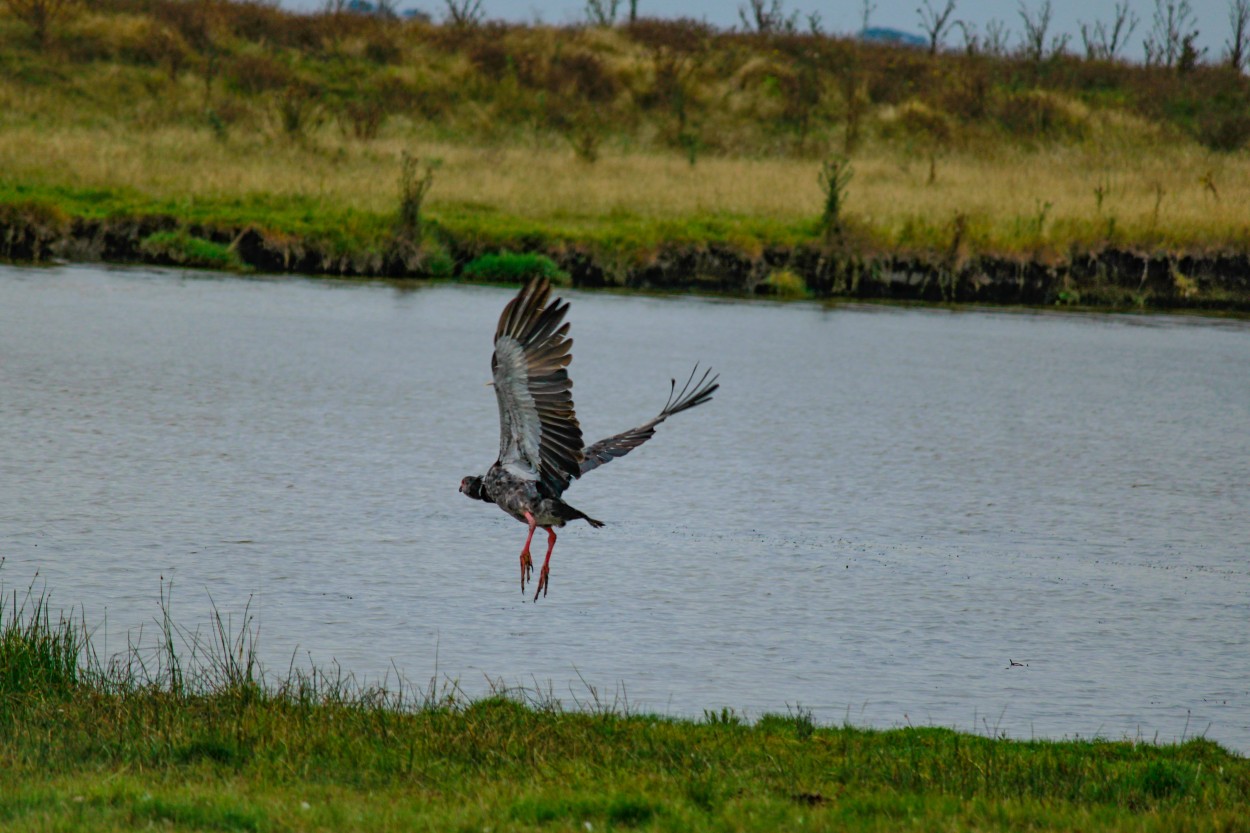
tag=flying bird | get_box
[460,278,719,600]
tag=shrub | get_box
[62,12,173,65]
[362,30,402,64]
[226,52,294,95]
[995,89,1088,141]
[761,268,807,298]
[818,154,852,240]
[2,0,79,46]
[879,100,953,145]
[337,99,386,141]
[547,50,618,102]
[468,38,511,80]
[936,63,992,121]
[0,200,71,261]
[461,251,568,284]
[420,246,455,278]
[1194,108,1250,152]
[334,75,417,140]
[863,49,931,105]
[625,16,713,53]
[396,152,436,247]
[270,83,326,141]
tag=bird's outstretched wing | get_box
[491,278,584,496]
[580,365,719,477]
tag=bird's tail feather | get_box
[558,502,604,528]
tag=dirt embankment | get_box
[4,211,1249,311]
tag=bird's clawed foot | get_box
[520,511,538,593]
[531,526,557,601]
[519,549,534,591]
[533,564,550,600]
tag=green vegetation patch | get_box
[461,250,569,285]
[139,230,246,271]
[0,589,79,697]
[762,267,809,298]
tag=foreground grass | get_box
[2,587,1248,831]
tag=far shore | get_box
[4,2,1250,311]
[4,204,1250,312]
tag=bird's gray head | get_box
[459,475,486,501]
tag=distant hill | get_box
[859,27,927,48]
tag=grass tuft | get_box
[139,230,247,271]
[461,250,570,285]
[0,582,81,701]
[762,267,808,298]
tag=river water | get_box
[2,264,1247,752]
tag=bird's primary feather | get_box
[579,365,720,476]
[490,278,584,497]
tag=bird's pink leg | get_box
[534,527,557,600]
[519,512,536,591]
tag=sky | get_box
[278,0,1243,62]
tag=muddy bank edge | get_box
[3,208,1249,311]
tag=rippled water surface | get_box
[3,264,1248,751]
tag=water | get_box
[2,264,1247,752]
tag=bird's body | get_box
[460,277,718,600]
[476,463,602,529]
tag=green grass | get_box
[139,229,247,271]
[762,267,810,298]
[462,251,569,284]
[1,584,1247,831]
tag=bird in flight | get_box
[460,278,719,600]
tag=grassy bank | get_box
[2,2,1250,306]
[2,586,1248,832]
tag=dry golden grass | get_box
[3,114,1248,253]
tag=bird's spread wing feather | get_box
[491,278,584,496]
[580,365,719,477]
